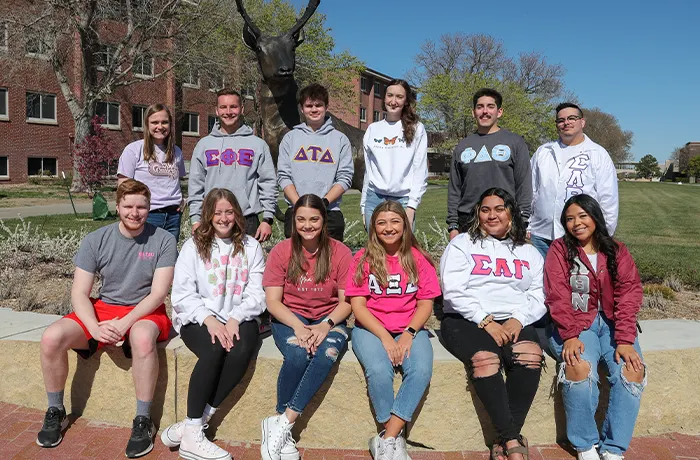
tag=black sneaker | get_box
[35,406,68,448]
[125,415,155,458]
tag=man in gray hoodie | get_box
[277,84,354,241]
[188,89,277,241]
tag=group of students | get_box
[33,81,645,460]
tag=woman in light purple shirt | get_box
[118,104,186,241]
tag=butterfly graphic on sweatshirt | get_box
[383,136,398,145]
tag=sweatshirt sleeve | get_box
[595,149,620,236]
[334,134,354,191]
[407,126,429,209]
[440,237,490,325]
[446,143,463,226]
[360,129,372,214]
[277,133,294,191]
[176,147,187,178]
[257,141,277,220]
[188,141,207,224]
[544,240,584,341]
[514,136,532,222]
[512,248,546,327]
[171,240,212,327]
[528,147,542,232]
[612,244,642,345]
[230,241,267,323]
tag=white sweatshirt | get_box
[440,234,545,327]
[529,135,618,240]
[360,119,428,212]
[171,236,266,332]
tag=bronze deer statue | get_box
[235,0,365,190]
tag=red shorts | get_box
[64,298,172,359]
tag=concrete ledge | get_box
[1,309,699,451]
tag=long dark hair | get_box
[287,194,332,284]
[465,188,527,248]
[353,200,435,287]
[560,194,618,283]
[385,79,419,146]
[193,188,246,262]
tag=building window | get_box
[132,105,147,131]
[182,112,199,135]
[360,107,367,123]
[96,101,120,129]
[183,67,200,88]
[360,76,368,92]
[28,157,57,177]
[26,92,56,122]
[373,110,381,122]
[209,76,226,92]
[374,81,383,98]
[0,21,8,52]
[208,115,217,132]
[0,88,8,120]
[95,45,118,71]
[26,34,49,58]
[0,157,8,179]
[134,54,154,77]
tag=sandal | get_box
[490,441,506,460]
[504,436,529,460]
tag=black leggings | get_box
[441,314,543,441]
[180,320,259,418]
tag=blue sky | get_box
[290,0,698,161]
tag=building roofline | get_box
[362,67,396,82]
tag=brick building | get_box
[0,3,399,184]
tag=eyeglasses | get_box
[556,115,582,125]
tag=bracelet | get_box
[478,315,495,329]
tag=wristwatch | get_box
[262,217,274,226]
[325,317,335,327]
[322,198,330,209]
[448,223,459,232]
[404,326,417,338]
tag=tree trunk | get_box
[70,114,91,192]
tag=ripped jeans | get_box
[549,313,646,455]
[271,313,349,414]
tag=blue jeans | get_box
[351,326,433,423]
[147,210,181,242]
[530,234,552,260]
[548,313,646,455]
[363,188,410,232]
[271,314,349,414]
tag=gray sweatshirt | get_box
[188,123,276,224]
[277,117,354,210]
[447,129,532,226]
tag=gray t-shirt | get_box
[73,222,177,306]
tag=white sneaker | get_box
[369,431,397,460]
[394,431,411,460]
[261,414,293,460]
[577,447,600,460]
[280,429,300,460]
[161,414,212,448]
[600,452,624,460]
[179,424,231,460]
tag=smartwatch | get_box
[325,317,335,327]
[448,223,459,232]
[404,326,417,338]
[262,217,274,226]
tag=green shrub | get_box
[643,283,676,300]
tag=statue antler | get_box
[287,0,321,37]
[234,0,261,38]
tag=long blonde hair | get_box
[353,201,434,287]
[143,103,175,164]
[193,189,246,262]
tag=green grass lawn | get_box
[2,182,699,287]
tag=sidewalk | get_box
[1,403,698,460]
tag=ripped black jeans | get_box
[441,314,543,441]
[271,313,348,414]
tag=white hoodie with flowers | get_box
[171,235,266,332]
